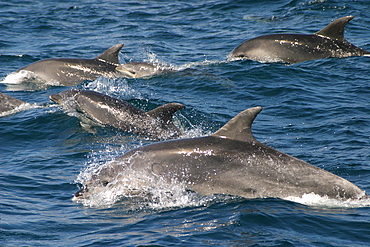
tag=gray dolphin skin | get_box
[116,62,173,78]
[0,92,27,114]
[17,44,124,86]
[228,16,370,63]
[50,89,184,139]
[75,106,367,201]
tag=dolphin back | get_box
[51,89,184,139]
[228,16,370,63]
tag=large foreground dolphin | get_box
[50,89,184,139]
[75,106,367,201]
[116,62,174,79]
[16,44,124,86]
[228,16,370,63]
[0,92,28,115]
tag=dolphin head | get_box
[74,179,110,199]
[74,163,118,199]
[49,89,82,110]
[50,89,80,103]
[73,155,151,201]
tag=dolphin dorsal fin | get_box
[315,16,354,41]
[95,43,124,64]
[212,106,262,142]
[146,103,185,124]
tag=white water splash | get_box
[227,54,285,64]
[83,77,143,100]
[0,103,41,117]
[73,154,204,209]
[1,70,60,85]
[1,70,34,85]
[285,193,370,208]
[74,159,233,209]
[177,59,227,71]
[1,70,61,91]
[72,121,209,208]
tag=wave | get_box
[0,103,40,117]
[285,193,370,208]
[0,70,60,91]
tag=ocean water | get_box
[1,0,370,246]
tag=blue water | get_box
[1,0,370,246]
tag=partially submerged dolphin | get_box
[116,62,173,78]
[16,44,124,86]
[75,106,367,201]
[228,16,370,63]
[50,89,184,139]
[0,92,28,115]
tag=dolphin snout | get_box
[115,64,136,78]
[49,94,62,103]
[74,187,88,198]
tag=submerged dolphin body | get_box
[75,106,367,201]
[50,89,184,139]
[228,16,370,63]
[16,44,124,86]
[116,62,174,78]
[0,92,28,114]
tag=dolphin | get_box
[74,106,367,202]
[16,44,124,86]
[228,16,370,63]
[0,92,28,114]
[50,89,185,139]
[116,62,174,78]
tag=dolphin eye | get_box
[130,71,136,74]
[102,181,109,186]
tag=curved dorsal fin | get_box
[95,43,124,64]
[146,103,185,124]
[315,16,354,41]
[212,106,262,142]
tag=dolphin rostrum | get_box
[16,44,124,86]
[228,16,370,63]
[74,106,367,202]
[116,62,174,79]
[50,89,185,139]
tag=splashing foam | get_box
[83,77,143,100]
[142,48,228,72]
[227,54,285,64]
[73,155,212,209]
[0,102,39,117]
[73,122,210,209]
[285,193,370,208]
[1,70,60,91]
[1,70,60,85]
[1,70,35,85]
[177,59,227,71]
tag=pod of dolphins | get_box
[1,16,369,203]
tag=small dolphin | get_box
[0,92,28,114]
[228,16,370,63]
[75,106,367,201]
[116,62,173,78]
[50,89,185,139]
[16,44,124,86]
